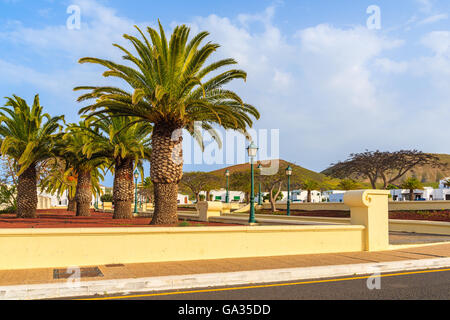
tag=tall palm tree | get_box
[75,22,259,224]
[60,122,108,216]
[82,116,152,219]
[0,95,64,218]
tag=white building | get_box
[390,178,450,201]
[323,190,346,203]
[200,189,246,202]
[38,185,108,207]
[177,194,190,204]
[289,190,322,203]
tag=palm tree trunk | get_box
[75,169,92,217]
[67,196,77,212]
[17,164,37,218]
[113,157,134,219]
[150,123,183,225]
[409,189,414,201]
[307,190,312,203]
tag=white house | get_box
[390,178,450,201]
[38,185,108,208]
[323,190,346,203]
[177,194,190,204]
[199,189,246,202]
[289,190,322,203]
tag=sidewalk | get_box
[0,241,449,299]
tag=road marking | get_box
[79,268,450,300]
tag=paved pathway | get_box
[0,242,449,288]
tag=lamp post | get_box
[247,142,258,224]
[133,170,139,215]
[94,193,98,210]
[257,164,262,206]
[225,169,230,203]
[286,165,292,216]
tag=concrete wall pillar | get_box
[344,190,390,251]
[196,201,223,222]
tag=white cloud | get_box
[418,13,448,25]
[374,58,408,74]
[1,1,449,172]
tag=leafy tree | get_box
[229,171,252,204]
[82,116,152,219]
[401,177,423,201]
[0,95,64,218]
[328,150,444,189]
[0,184,16,213]
[75,22,259,224]
[180,172,222,203]
[386,184,399,190]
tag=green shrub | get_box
[101,193,113,203]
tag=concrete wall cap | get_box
[344,190,390,208]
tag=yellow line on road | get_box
[79,268,450,300]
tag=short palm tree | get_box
[60,122,108,216]
[82,116,152,219]
[40,160,103,212]
[0,95,64,218]
[301,180,320,203]
[401,177,423,201]
[75,22,259,224]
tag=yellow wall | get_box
[263,202,349,211]
[0,225,364,271]
[263,200,450,211]
[389,201,450,211]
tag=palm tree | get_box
[0,95,64,218]
[443,178,450,188]
[301,180,320,203]
[82,116,152,219]
[75,22,259,224]
[40,160,104,212]
[60,122,108,216]
[337,179,360,191]
[401,177,423,201]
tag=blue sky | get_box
[1,0,449,186]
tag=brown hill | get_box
[210,159,330,182]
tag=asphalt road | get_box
[75,268,450,300]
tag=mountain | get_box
[210,159,330,182]
[322,153,450,185]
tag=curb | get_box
[1,257,450,300]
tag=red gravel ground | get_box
[261,209,450,222]
[0,209,238,229]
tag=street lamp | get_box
[133,170,139,215]
[286,165,292,216]
[94,193,98,210]
[247,142,258,224]
[257,164,262,206]
[225,169,230,203]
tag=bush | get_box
[101,193,113,203]
[0,205,16,214]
